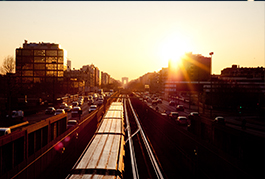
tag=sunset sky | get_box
[0,1,264,81]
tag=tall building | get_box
[15,40,66,95]
[168,52,211,81]
[101,72,110,86]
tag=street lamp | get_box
[209,52,214,118]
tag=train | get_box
[67,101,125,179]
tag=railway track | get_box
[124,96,165,179]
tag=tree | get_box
[1,55,15,74]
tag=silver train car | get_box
[67,101,125,179]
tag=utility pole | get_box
[209,52,214,118]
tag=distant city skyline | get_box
[0,1,264,81]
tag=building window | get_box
[34,71,45,76]
[22,70,33,76]
[34,57,45,63]
[58,64,64,70]
[34,77,41,83]
[58,57,63,63]
[58,71,64,77]
[46,50,57,56]
[22,64,33,70]
[46,63,57,70]
[22,56,33,63]
[34,50,45,56]
[46,71,57,77]
[58,50,64,57]
[22,50,33,56]
[46,57,57,63]
[34,64,46,70]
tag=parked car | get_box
[54,109,65,115]
[67,119,78,128]
[176,116,188,125]
[89,105,97,113]
[157,99,162,104]
[214,116,225,124]
[176,105,184,111]
[45,107,56,114]
[169,101,176,106]
[169,112,179,120]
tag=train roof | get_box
[104,110,123,119]
[75,134,124,172]
[110,102,123,106]
[97,118,124,135]
[108,105,123,111]
[69,174,122,179]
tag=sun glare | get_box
[158,33,191,68]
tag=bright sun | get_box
[158,33,191,68]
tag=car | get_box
[67,119,78,128]
[93,93,98,101]
[60,102,68,109]
[72,101,79,107]
[169,112,179,120]
[152,100,158,105]
[78,99,84,106]
[45,107,56,114]
[71,106,82,119]
[0,128,11,136]
[214,116,225,124]
[87,98,94,105]
[176,116,188,125]
[157,99,162,104]
[188,112,199,120]
[169,101,176,106]
[89,105,97,113]
[8,110,24,119]
[54,109,65,115]
[98,95,104,100]
[64,105,72,112]
[176,105,184,111]
[98,99,104,105]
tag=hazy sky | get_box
[0,1,264,81]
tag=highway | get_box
[127,95,263,179]
[0,93,264,179]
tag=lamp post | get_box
[209,52,214,118]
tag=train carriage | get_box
[67,101,125,179]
